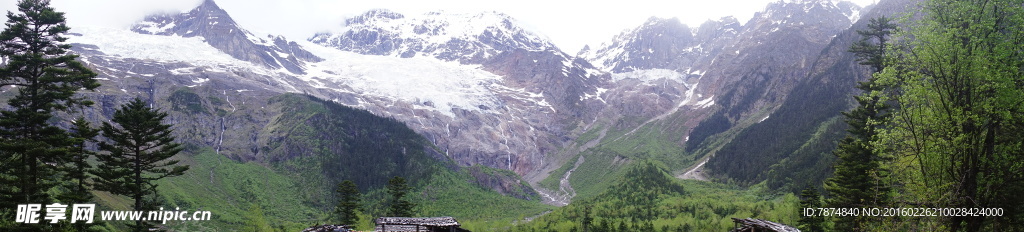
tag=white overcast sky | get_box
[0,0,876,53]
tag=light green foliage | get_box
[875,0,1024,230]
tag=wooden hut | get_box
[729,218,801,232]
[374,217,469,232]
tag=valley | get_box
[63,0,868,229]
[8,0,1021,231]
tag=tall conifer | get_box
[0,0,99,210]
[93,98,188,232]
[334,180,361,226]
[386,176,415,217]
[825,16,896,231]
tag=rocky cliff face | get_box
[706,0,916,190]
[574,0,866,181]
[680,0,860,151]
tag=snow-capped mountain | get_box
[61,0,883,205]
[69,0,609,187]
[310,9,605,119]
[741,0,862,44]
[308,9,612,184]
[579,16,738,74]
[308,9,554,63]
[131,0,321,74]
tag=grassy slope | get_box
[88,93,552,231]
[540,110,696,199]
[514,161,800,232]
[144,149,552,231]
[155,150,319,231]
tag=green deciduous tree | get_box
[93,98,188,232]
[825,16,896,231]
[334,180,361,225]
[386,176,415,217]
[0,0,99,211]
[877,0,1024,230]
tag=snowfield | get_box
[297,40,504,117]
[69,26,514,118]
[70,27,257,74]
[610,69,687,84]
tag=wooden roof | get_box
[729,218,801,232]
[375,217,460,227]
[302,224,352,232]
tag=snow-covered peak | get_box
[309,9,555,63]
[129,0,321,74]
[739,0,862,42]
[695,16,741,41]
[581,16,725,73]
[580,17,682,67]
[346,9,405,25]
[132,0,235,37]
[760,0,863,24]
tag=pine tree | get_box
[597,218,610,232]
[385,176,415,217]
[56,117,99,204]
[334,180,361,225]
[798,187,824,232]
[849,17,897,73]
[93,98,188,232]
[0,0,99,210]
[53,117,101,231]
[824,16,896,231]
[580,206,592,232]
